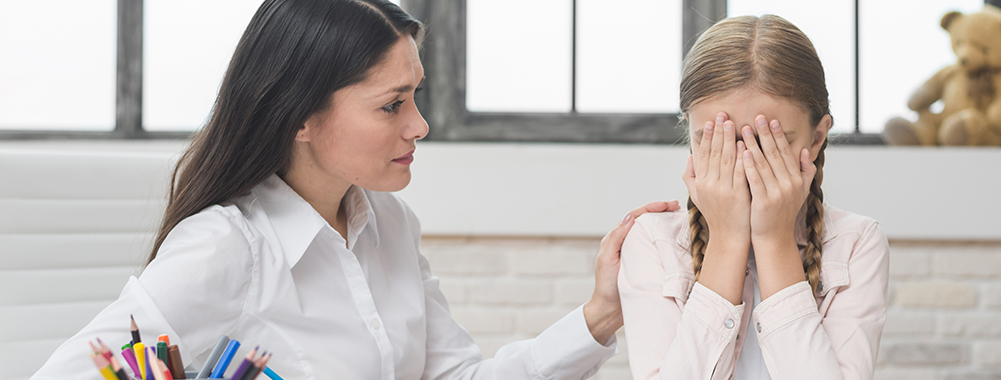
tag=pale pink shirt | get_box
[618,204,889,380]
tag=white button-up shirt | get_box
[32,175,616,380]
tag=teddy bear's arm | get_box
[908,65,957,112]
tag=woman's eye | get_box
[382,100,405,114]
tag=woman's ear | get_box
[297,114,319,142]
[809,114,832,161]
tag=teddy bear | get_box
[883,5,1001,146]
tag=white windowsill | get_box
[2,140,998,240]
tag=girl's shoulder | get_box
[822,204,883,242]
[632,209,692,249]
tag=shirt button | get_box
[756,322,762,333]
[745,269,749,276]
[818,280,824,292]
[370,318,381,330]
[724,319,735,329]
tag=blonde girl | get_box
[618,15,889,380]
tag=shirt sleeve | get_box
[755,220,889,380]
[30,206,255,380]
[405,211,616,380]
[618,217,745,380]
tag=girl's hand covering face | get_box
[741,115,816,244]
[682,112,751,243]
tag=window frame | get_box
[0,0,884,144]
[405,0,882,144]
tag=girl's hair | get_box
[680,15,830,293]
[147,0,423,265]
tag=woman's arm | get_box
[585,200,681,344]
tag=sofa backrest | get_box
[0,149,176,379]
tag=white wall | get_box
[2,140,998,241]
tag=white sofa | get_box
[0,149,176,380]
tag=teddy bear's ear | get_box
[941,11,962,30]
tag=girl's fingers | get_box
[696,121,713,179]
[754,116,788,183]
[734,140,747,185]
[742,125,778,192]
[768,119,801,177]
[720,119,737,186]
[707,113,727,181]
[743,149,766,197]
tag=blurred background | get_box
[1,0,1000,379]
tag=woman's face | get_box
[294,35,427,192]
[687,89,831,170]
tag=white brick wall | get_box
[424,237,1001,380]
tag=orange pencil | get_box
[158,334,170,346]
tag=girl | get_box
[31,0,677,379]
[618,15,889,380]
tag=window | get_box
[412,0,985,144]
[0,0,986,142]
[0,1,117,132]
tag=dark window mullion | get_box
[571,0,577,113]
[116,0,143,137]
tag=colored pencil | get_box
[148,346,167,380]
[159,334,170,346]
[160,359,174,380]
[261,366,283,380]
[91,353,120,380]
[134,342,147,379]
[157,341,169,368]
[167,345,186,379]
[122,344,141,378]
[229,346,258,380]
[130,315,142,344]
[196,335,230,378]
[210,339,240,378]
[243,353,269,380]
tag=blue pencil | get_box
[209,339,240,378]
[262,366,283,380]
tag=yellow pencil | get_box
[91,353,119,380]
[134,342,146,379]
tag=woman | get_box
[31,0,676,379]
[618,15,889,380]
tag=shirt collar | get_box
[251,175,379,268]
[675,204,837,250]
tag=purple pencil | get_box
[229,346,258,380]
[121,345,141,378]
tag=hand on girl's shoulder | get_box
[628,208,690,248]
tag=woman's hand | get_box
[682,112,751,244]
[741,115,815,299]
[584,200,680,344]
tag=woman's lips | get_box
[392,150,415,165]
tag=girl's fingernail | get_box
[717,114,725,124]
[743,126,753,136]
[705,122,713,133]
[744,151,751,160]
[771,120,781,131]
[723,122,732,131]
[756,118,767,127]
[737,141,745,149]
[621,213,633,225]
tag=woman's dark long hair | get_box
[147,0,423,264]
